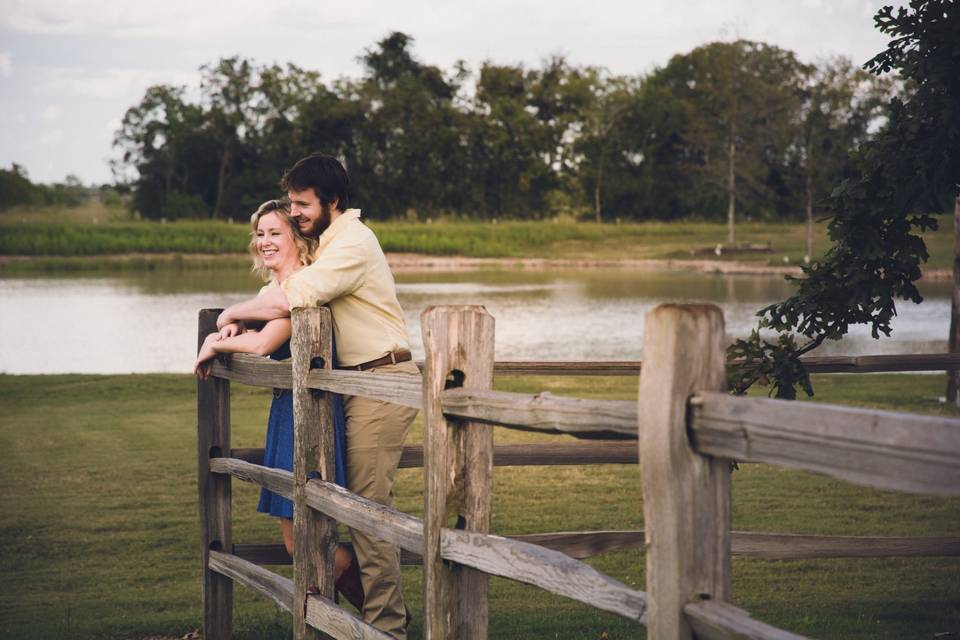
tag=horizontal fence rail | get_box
[215,352,960,388]
[232,526,960,566]
[211,357,422,408]
[684,601,812,640]
[231,441,639,468]
[207,550,392,639]
[476,352,960,376]
[690,391,960,496]
[440,388,637,438]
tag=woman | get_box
[193,199,364,610]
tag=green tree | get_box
[653,41,806,239]
[794,58,890,262]
[572,70,636,222]
[349,32,463,218]
[729,0,960,399]
[112,85,216,219]
[0,164,41,209]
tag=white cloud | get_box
[41,104,60,121]
[38,127,63,145]
[105,117,122,134]
[0,51,12,77]
[40,66,199,100]
[0,0,342,38]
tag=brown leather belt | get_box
[340,349,412,372]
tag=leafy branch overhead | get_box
[728,0,960,399]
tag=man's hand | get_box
[216,287,292,330]
[216,308,236,331]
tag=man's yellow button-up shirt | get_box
[280,209,411,367]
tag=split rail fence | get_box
[197,304,960,639]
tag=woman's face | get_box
[255,211,298,272]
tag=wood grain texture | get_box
[231,530,960,567]
[238,441,639,469]
[291,307,336,640]
[684,601,811,640]
[212,354,291,388]
[307,369,422,408]
[728,532,960,560]
[209,457,292,497]
[637,304,730,640]
[210,356,422,409]
[197,309,232,640]
[690,391,960,496]
[305,595,394,640]
[209,548,391,640]
[208,549,293,613]
[432,353,960,377]
[440,388,637,438]
[441,529,646,622]
[305,477,425,555]
[421,305,495,640]
[399,441,638,468]
[799,352,960,373]
[210,353,960,391]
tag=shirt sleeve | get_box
[281,240,367,309]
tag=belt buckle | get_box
[389,351,397,365]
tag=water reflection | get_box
[0,268,949,374]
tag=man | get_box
[217,153,417,638]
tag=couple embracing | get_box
[194,153,418,638]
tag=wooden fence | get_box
[197,304,960,639]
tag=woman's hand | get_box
[193,333,219,380]
[217,322,245,340]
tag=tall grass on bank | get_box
[0,373,957,639]
[1,208,954,268]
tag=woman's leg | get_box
[280,517,364,610]
[280,517,294,556]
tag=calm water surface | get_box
[0,268,949,374]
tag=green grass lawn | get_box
[0,373,958,639]
[1,204,953,270]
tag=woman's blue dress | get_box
[257,340,348,519]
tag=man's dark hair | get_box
[281,153,351,211]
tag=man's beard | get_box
[305,203,332,238]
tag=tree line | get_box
[0,164,121,210]
[113,33,901,239]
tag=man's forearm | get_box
[217,286,290,329]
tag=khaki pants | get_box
[344,360,419,639]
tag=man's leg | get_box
[344,361,418,638]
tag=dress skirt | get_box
[257,343,348,519]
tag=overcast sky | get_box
[0,0,899,185]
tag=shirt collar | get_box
[315,208,362,254]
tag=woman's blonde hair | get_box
[248,199,316,282]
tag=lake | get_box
[0,267,949,374]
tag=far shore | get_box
[0,251,953,280]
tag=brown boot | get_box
[335,550,365,612]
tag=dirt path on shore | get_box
[0,251,952,279]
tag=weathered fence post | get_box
[421,305,496,640]
[197,309,232,640]
[291,307,337,640]
[637,304,730,639]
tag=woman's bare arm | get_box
[194,318,291,378]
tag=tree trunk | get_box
[213,137,232,219]
[947,197,960,405]
[594,163,603,224]
[804,170,814,264]
[726,136,736,247]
